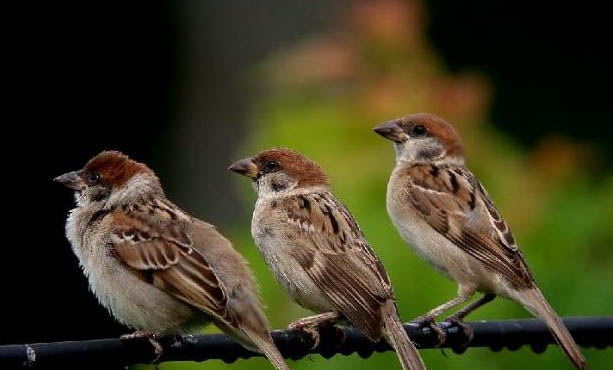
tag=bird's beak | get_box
[54,170,85,191]
[373,120,406,143]
[228,158,259,180]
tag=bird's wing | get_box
[108,199,238,327]
[280,192,392,340]
[404,163,533,288]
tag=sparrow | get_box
[229,149,426,370]
[55,151,290,370]
[374,113,587,368]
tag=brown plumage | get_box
[230,148,426,370]
[376,113,587,369]
[390,113,464,158]
[83,151,155,188]
[401,163,534,289]
[278,191,390,340]
[252,149,329,187]
[57,151,290,370]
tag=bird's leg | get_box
[120,330,164,362]
[412,288,474,347]
[289,311,341,349]
[444,293,496,344]
[447,293,496,321]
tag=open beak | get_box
[54,170,85,191]
[373,120,406,143]
[228,158,259,180]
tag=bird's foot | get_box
[288,312,340,350]
[120,330,164,362]
[444,315,474,346]
[289,319,324,349]
[412,315,446,347]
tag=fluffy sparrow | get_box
[55,151,289,370]
[374,113,586,368]
[229,149,426,370]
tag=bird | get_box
[229,148,427,370]
[55,150,290,370]
[374,113,587,368]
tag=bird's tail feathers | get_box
[518,288,586,369]
[382,300,427,370]
[242,327,290,370]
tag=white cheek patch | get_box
[398,138,445,162]
[257,173,298,199]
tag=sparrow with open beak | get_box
[374,114,587,368]
[229,149,426,370]
[55,151,290,369]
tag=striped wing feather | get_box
[405,164,533,288]
[110,204,237,326]
[282,192,392,340]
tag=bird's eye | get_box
[410,124,427,137]
[87,172,101,184]
[263,160,280,173]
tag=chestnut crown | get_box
[230,148,329,188]
[374,113,465,159]
[55,150,156,194]
[81,151,154,188]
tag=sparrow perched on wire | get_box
[55,151,290,369]
[374,113,587,368]
[229,149,426,370]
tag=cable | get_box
[1,317,611,368]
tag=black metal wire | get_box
[1,317,611,369]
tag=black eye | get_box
[262,160,280,173]
[410,124,427,137]
[87,172,101,184]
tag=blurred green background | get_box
[137,0,612,369]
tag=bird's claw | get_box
[412,316,447,347]
[120,331,164,362]
[444,316,474,346]
[289,321,322,349]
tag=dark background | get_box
[3,0,611,347]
